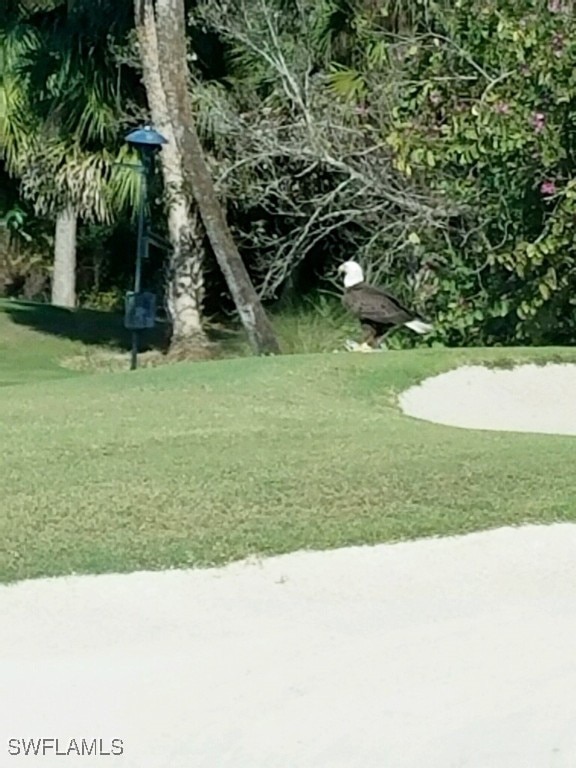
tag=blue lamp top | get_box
[125,125,168,149]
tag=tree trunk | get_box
[51,205,77,308]
[134,0,209,353]
[153,0,281,356]
[165,203,206,351]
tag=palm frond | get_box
[1,0,141,224]
[326,64,367,100]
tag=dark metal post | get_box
[125,125,167,371]
[131,162,148,371]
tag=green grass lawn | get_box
[1,299,576,585]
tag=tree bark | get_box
[51,205,77,308]
[134,0,209,353]
[153,0,281,355]
[164,204,206,350]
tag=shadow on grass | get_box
[2,299,167,351]
[1,299,250,361]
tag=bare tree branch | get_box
[191,0,465,299]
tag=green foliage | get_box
[80,287,125,312]
[0,199,54,298]
[0,0,142,222]
[384,0,576,344]
[0,204,32,241]
[272,294,358,353]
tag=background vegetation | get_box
[2,0,576,352]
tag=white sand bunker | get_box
[3,524,576,768]
[400,362,576,435]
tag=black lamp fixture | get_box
[124,125,168,371]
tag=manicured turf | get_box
[1,300,576,584]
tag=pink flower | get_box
[494,101,510,114]
[540,180,557,196]
[552,32,565,56]
[547,0,571,11]
[532,112,546,133]
[429,91,442,106]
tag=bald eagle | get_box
[338,261,433,351]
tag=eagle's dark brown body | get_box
[342,282,431,348]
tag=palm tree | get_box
[1,0,141,308]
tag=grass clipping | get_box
[61,342,221,373]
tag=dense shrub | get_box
[386,0,576,344]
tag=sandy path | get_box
[2,523,576,768]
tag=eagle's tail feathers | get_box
[404,319,433,334]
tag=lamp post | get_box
[124,125,167,370]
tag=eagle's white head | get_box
[338,260,365,288]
